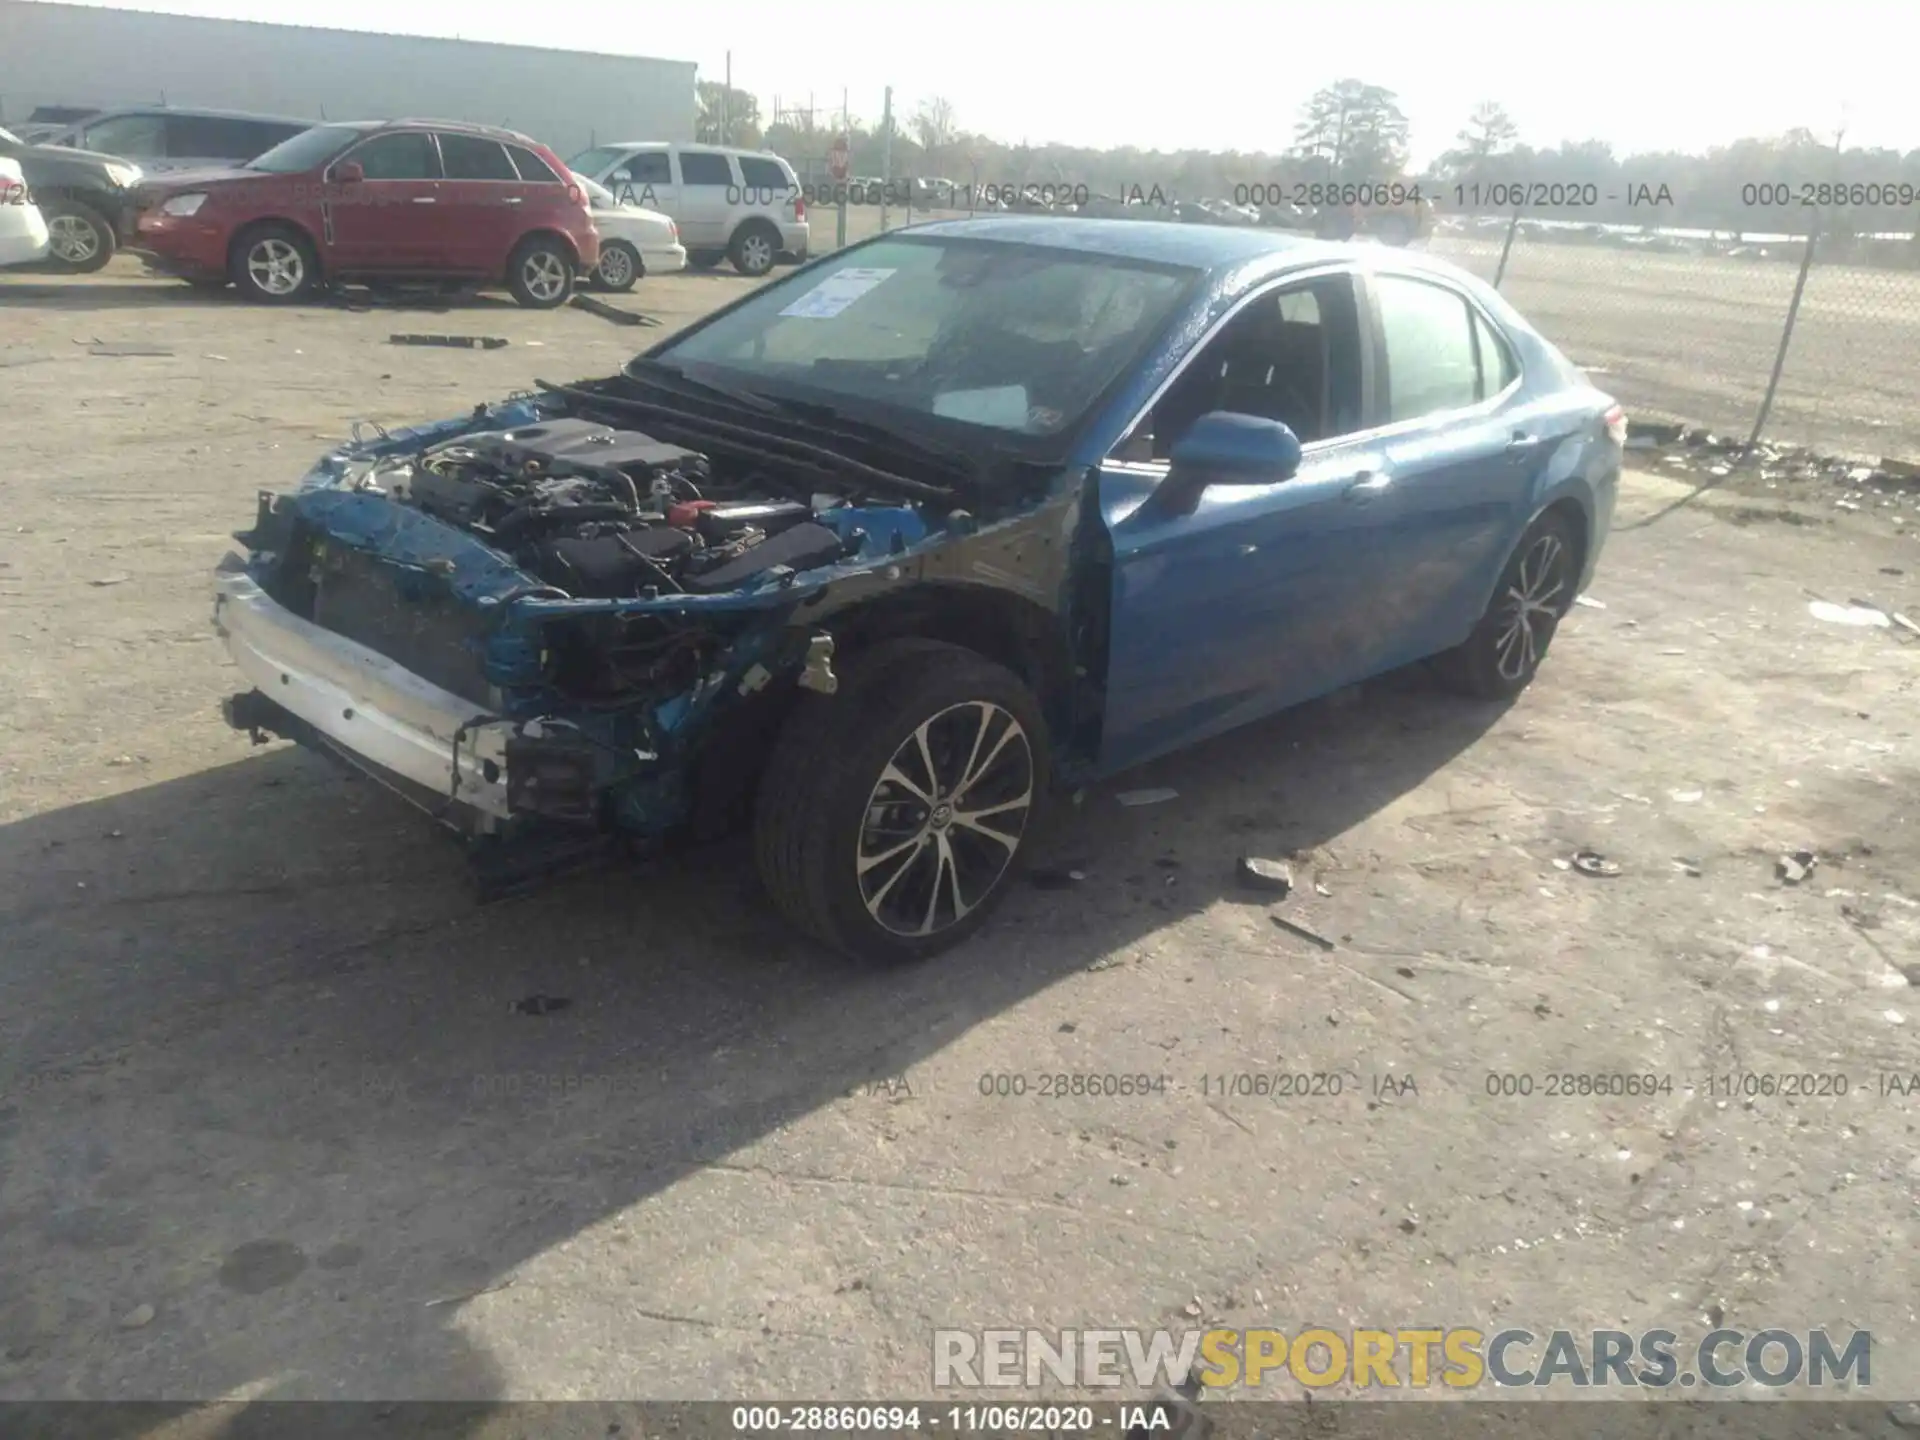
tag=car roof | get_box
[71,105,313,126]
[332,118,544,146]
[901,216,1335,269]
[600,141,786,158]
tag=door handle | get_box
[502,196,524,205]
[1342,472,1392,503]
[411,196,437,204]
[1506,430,1544,454]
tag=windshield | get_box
[658,236,1196,437]
[567,146,629,176]
[0,126,18,146]
[246,124,363,174]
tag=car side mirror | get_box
[1149,412,1302,516]
[328,160,364,184]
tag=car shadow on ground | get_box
[0,665,1505,1425]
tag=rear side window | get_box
[738,157,789,190]
[1374,275,1483,423]
[677,151,733,185]
[79,113,166,158]
[165,115,267,159]
[348,132,440,181]
[438,133,518,181]
[506,144,561,183]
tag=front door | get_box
[607,149,674,222]
[324,129,445,273]
[1097,272,1404,772]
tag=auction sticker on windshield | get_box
[778,267,897,319]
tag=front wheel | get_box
[1436,510,1580,699]
[754,640,1048,963]
[507,235,574,308]
[230,224,320,303]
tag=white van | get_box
[564,142,808,277]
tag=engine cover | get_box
[455,418,702,478]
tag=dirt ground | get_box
[2,258,1919,1418]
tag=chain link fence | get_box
[1430,217,1920,462]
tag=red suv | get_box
[131,119,598,307]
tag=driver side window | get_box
[1113,273,1364,463]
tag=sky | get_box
[31,0,1917,166]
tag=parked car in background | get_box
[208,219,1621,962]
[130,119,597,306]
[0,122,142,271]
[575,173,685,291]
[31,106,312,176]
[565,142,807,277]
[0,156,51,267]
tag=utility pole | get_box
[879,86,894,232]
[838,88,849,250]
[722,51,731,145]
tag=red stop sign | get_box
[827,139,850,183]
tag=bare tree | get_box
[911,97,958,155]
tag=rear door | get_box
[1349,269,1541,666]
[672,148,735,249]
[326,129,445,271]
[162,114,293,168]
[435,131,525,273]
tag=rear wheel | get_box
[728,220,780,277]
[43,200,116,273]
[1373,211,1416,246]
[754,640,1047,963]
[686,249,724,270]
[1436,510,1580,699]
[229,223,319,303]
[593,239,640,292]
[507,235,574,308]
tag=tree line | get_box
[695,79,1919,237]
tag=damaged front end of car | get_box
[212,387,975,898]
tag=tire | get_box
[506,235,574,308]
[728,220,780,277]
[593,239,641,292]
[42,200,116,273]
[686,250,724,270]
[229,223,320,304]
[753,639,1049,964]
[1436,509,1580,700]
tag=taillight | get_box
[793,193,806,222]
[566,182,584,207]
[668,219,679,241]
[1603,403,1627,448]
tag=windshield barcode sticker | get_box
[778,267,897,319]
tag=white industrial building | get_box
[0,0,696,157]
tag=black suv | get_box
[0,123,143,272]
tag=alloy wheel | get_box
[522,250,568,301]
[856,701,1034,938]
[1493,532,1569,681]
[48,214,101,264]
[247,238,304,296]
[597,246,634,287]
[739,234,773,273]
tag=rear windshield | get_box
[246,124,363,174]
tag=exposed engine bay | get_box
[366,417,858,601]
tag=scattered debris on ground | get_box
[1237,856,1295,895]
[1028,866,1088,890]
[510,994,571,1016]
[1272,914,1336,951]
[1777,849,1818,885]
[569,294,659,327]
[388,334,508,349]
[1571,850,1622,878]
[1116,788,1179,807]
[87,342,174,357]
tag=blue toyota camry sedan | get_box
[213,217,1622,961]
